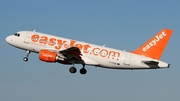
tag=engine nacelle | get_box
[39,50,57,62]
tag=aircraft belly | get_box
[81,56,99,66]
[96,58,123,69]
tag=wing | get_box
[59,47,84,64]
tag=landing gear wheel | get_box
[23,57,28,62]
[80,68,87,75]
[69,67,77,74]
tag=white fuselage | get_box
[6,31,169,69]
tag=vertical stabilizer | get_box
[132,28,173,60]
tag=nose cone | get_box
[6,35,15,46]
[6,36,12,44]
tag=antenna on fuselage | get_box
[33,29,36,32]
[103,44,105,47]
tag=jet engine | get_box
[39,50,65,62]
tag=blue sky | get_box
[0,0,180,101]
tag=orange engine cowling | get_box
[39,50,57,63]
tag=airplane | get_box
[6,28,173,74]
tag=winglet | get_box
[131,28,173,60]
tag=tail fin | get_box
[132,28,173,60]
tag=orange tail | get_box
[132,28,173,60]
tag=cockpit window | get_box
[14,33,20,37]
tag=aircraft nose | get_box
[6,35,13,44]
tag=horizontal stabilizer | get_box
[142,61,159,65]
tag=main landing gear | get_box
[69,64,87,75]
[23,50,30,62]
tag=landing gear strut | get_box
[23,50,30,62]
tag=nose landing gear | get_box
[23,57,28,62]
[23,50,30,62]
